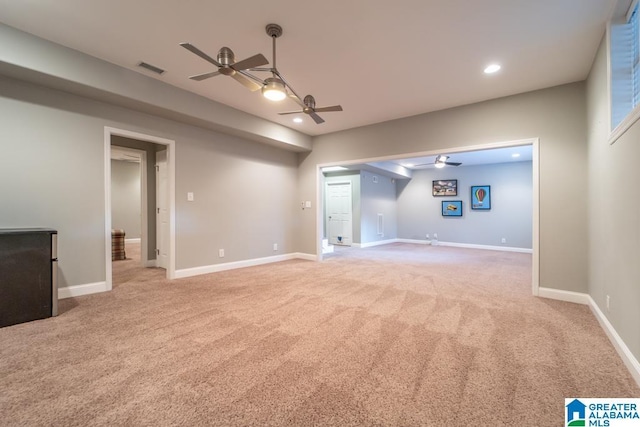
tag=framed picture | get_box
[432,179,457,196]
[471,185,491,210]
[442,200,463,216]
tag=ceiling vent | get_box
[138,61,165,75]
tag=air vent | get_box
[138,61,165,75]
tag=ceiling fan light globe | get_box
[434,162,446,169]
[262,77,287,101]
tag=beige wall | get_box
[299,82,588,293]
[586,36,640,360]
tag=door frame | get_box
[104,127,176,290]
[315,137,540,296]
[155,149,169,270]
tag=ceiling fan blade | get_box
[232,53,269,71]
[230,72,262,91]
[313,105,343,113]
[189,70,221,81]
[444,162,462,166]
[278,111,303,115]
[309,112,325,124]
[413,163,434,167]
[180,43,222,67]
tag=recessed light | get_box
[512,153,520,158]
[484,64,501,74]
[293,117,303,123]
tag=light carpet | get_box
[0,243,638,426]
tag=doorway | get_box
[104,127,176,291]
[316,138,540,296]
[110,146,145,269]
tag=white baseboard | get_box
[537,287,640,387]
[353,239,398,249]
[294,252,317,261]
[373,238,532,253]
[125,238,141,243]
[537,287,591,305]
[174,253,315,279]
[437,241,533,253]
[588,296,640,387]
[58,281,108,299]
[396,238,431,245]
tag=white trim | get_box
[537,287,591,305]
[174,253,315,279]
[395,238,431,245]
[532,138,540,296]
[353,239,400,248]
[125,238,141,243]
[58,281,108,299]
[588,295,640,387]
[104,127,176,291]
[394,238,532,253]
[437,241,533,253]
[294,252,317,261]
[104,129,112,290]
[609,103,640,144]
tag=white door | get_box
[155,150,169,269]
[326,182,353,246]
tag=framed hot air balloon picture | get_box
[471,185,491,210]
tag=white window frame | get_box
[608,0,640,144]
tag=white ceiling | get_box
[0,0,615,136]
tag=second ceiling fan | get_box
[415,155,462,168]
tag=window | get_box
[610,0,640,139]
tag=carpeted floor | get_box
[0,243,638,426]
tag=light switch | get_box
[187,192,194,202]
[305,201,312,208]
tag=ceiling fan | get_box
[415,155,462,168]
[179,43,269,91]
[180,24,343,123]
[278,95,343,124]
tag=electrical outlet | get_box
[501,238,506,244]
[426,234,430,240]
[433,233,438,239]
[606,295,610,312]
[219,249,225,258]
[273,243,278,251]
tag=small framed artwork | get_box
[442,200,463,216]
[471,185,491,210]
[433,179,457,196]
